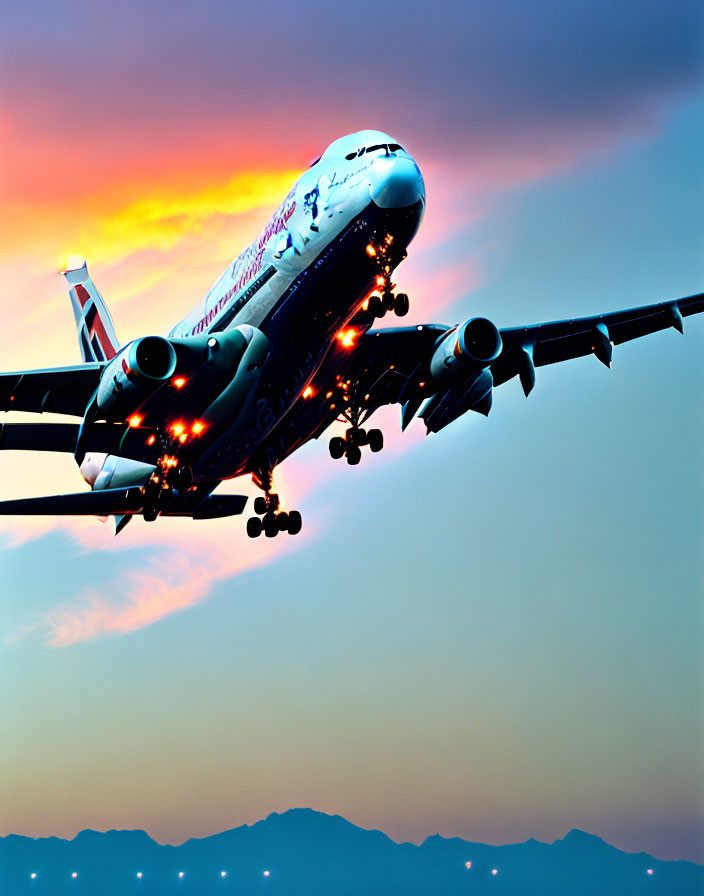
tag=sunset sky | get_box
[1,0,703,865]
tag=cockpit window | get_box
[344,142,406,161]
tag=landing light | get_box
[366,245,376,257]
[376,275,386,287]
[336,328,358,350]
[128,414,143,428]
[302,386,314,399]
[191,421,205,434]
[173,377,187,389]
[179,433,187,443]
[171,422,185,436]
[147,434,156,446]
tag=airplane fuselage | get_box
[108,131,426,487]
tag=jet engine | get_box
[96,336,177,413]
[429,317,502,382]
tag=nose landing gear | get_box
[141,454,194,522]
[365,234,409,319]
[246,468,302,538]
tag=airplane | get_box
[0,129,701,537]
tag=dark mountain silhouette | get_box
[1,809,701,895]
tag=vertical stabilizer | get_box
[63,260,120,362]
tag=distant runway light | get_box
[137,871,143,879]
[71,872,78,878]
[30,872,37,879]
[178,871,185,878]
[465,861,472,869]
[263,870,271,877]
[647,868,654,875]
[491,868,498,876]
[220,870,227,877]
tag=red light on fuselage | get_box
[173,377,187,389]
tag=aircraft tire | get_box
[394,293,409,316]
[368,295,383,318]
[254,496,268,515]
[143,504,158,522]
[276,511,289,531]
[287,510,302,535]
[329,436,346,459]
[346,445,362,465]
[368,429,384,453]
[246,516,263,538]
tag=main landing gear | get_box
[329,427,383,465]
[246,468,302,538]
[327,375,385,466]
[365,234,409,320]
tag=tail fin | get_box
[63,260,120,362]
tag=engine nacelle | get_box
[96,336,177,412]
[429,317,502,382]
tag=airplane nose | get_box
[369,156,425,209]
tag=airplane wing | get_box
[0,363,103,416]
[342,291,704,434]
[0,487,247,520]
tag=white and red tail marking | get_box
[64,260,120,362]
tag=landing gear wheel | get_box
[287,510,302,535]
[276,511,289,531]
[143,504,158,522]
[263,512,278,537]
[246,516,263,538]
[368,295,384,318]
[394,293,409,317]
[329,436,346,459]
[346,427,367,446]
[368,429,384,453]
[383,290,396,312]
[254,495,268,515]
[176,465,193,490]
[346,445,361,465]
